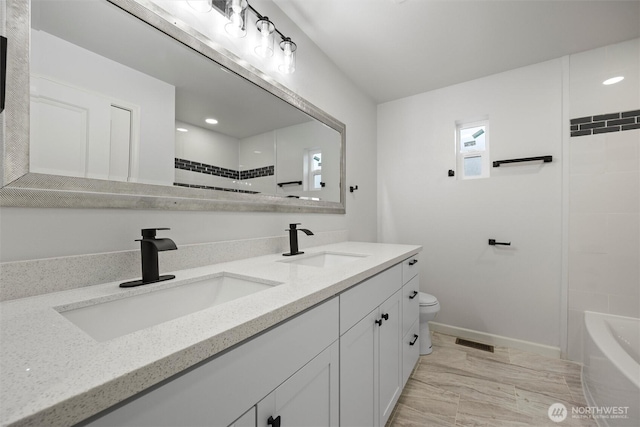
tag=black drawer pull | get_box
[268,415,281,427]
[409,290,418,299]
[409,334,419,346]
[375,318,383,326]
[409,259,418,266]
[381,313,389,321]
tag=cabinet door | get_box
[402,320,420,387]
[340,309,379,427]
[402,275,420,337]
[378,290,402,427]
[402,254,420,284]
[84,299,338,427]
[229,407,256,427]
[257,341,339,427]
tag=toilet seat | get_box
[419,292,438,306]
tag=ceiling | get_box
[33,0,312,139]
[273,0,640,103]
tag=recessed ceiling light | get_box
[603,76,624,85]
[254,151,262,154]
[205,118,219,125]
[176,127,189,132]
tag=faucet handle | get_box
[288,223,301,229]
[141,228,171,238]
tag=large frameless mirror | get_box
[1,0,346,213]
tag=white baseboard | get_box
[429,322,561,359]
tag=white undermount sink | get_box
[279,251,368,268]
[57,274,280,342]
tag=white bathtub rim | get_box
[584,311,640,389]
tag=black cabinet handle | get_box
[381,313,389,321]
[409,259,418,266]
[268,415,281,427]
[375,319,383,326]
[409,334,419,346]
[409,290,418,299]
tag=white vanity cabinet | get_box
[82,298,339,427]
[339,265,404,427]
[401,254,421,386]
[256,341,339,427]
[229,408,256,427]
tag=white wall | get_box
[566,38,640,362]
[0,0,377,263]
[31,30,175,186]
[275,121,341,202]
[239,132,277,194]
[175,120,239,169]
[378,59,564,348]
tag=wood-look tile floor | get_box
[387,332,597,427]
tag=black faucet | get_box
[120,228,178,288]
[283,223,314,256]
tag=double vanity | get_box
[0,241,421,427]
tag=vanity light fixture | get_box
[255,16,275,58]
[279,38,297,74]
[205,118,219,124]
[224,0,248,38]
[603,76,624,85]
[202,0,298,74]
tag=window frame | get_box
[456,119,490,180]
[304,148,322,191]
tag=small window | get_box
[304,148,322,191]
[457,120,489,179]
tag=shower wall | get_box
[566,38,640,362]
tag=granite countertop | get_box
[0,241,421,427]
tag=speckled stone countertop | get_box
[0,241,421,427]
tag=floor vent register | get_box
[455,338,495,353]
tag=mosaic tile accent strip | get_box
[240,166,275,180]
[570,109,640,137]
[173,182,259,194]
[175,158,274,180]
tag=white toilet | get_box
[419,292,440,355]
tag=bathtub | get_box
[582,311,639,427]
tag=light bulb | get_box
[224,0,247,38]
[279,38,297,74]
[603,76,624,85]
[254,18,275,58]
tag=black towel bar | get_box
[277,181,302,187]
[493,156,552,167]
[489,239,511,246]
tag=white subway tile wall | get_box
[567,38,640,362]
